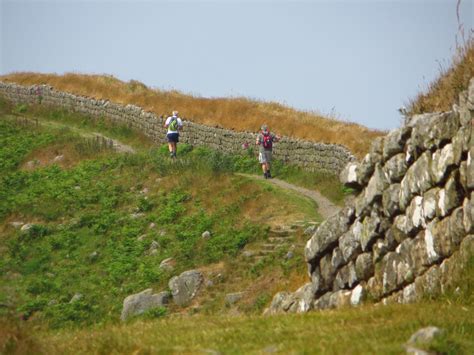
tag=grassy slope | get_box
[409,40,474,115]
[0,99,326,331]
[0,72,383,158]
[3,260,474,354]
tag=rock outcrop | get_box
[121,288,170,321]
[266,78,474,314]
[168,270,204,306]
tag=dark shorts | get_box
[167,132,179,143]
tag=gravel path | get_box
[237,173,341,220]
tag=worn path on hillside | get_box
[6,115,136,154]
[236,173,341,220]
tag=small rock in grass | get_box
[69,293,83,303]
[225,292,245,305]
[202,231,211,239]
[20,223,33,232]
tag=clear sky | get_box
[1,0,473,130]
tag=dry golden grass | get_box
[408,39,474,115]
[0,72,383,158]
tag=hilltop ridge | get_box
[0,72,383,159]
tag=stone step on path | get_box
[241,224,311,262]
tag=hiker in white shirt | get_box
[164,110,183,158]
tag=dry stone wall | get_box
[0,82,354,174]
[266,78,474,314]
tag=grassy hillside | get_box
[408,39,474,115]
[0,98,334,330]
[0,72,383,159]
[0,99,473,354]
[3,260,474,354]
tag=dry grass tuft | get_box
[0,72,383,158]
[408,38,474,115]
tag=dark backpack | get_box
[262,132,273,149]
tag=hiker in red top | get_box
[256,124,280,179]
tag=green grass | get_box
[3,100,348,205]
[2,300,473,354]
[0,113,319,330]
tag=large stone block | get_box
[121,289,170,321]
[334,262,357,290]
[468,147,474,190]
[169,270,203,306]
[410,111,460,151]
[340,161,363,189]
[437,172,463,218]
[414,265,441,299]
[405,196,425,234]
[399,151,434,211]
[320,253,337,289]
[360,213,381,251]
[393,215,411,241]
[381,252,402,295]
[383,153,408,183]
[355,253,374,281]
[281,283,317,313]
[305,207,353,262]
[383,127,411,161]
[339,221,362,262]
[365,164,389,205]
[463,193,474,234]
[401,284,418,304]
[431,143,460,184]
[422,187,440,221]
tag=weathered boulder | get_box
[121,289,170,321]
[168,270,203,306]
[383,153,408,183]
[264,292,291,315]
[405,326,444,354]
[280,283,316,313]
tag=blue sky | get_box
[1,0,473,130]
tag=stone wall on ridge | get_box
[0,82,354,174]
[266,78,474,314]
